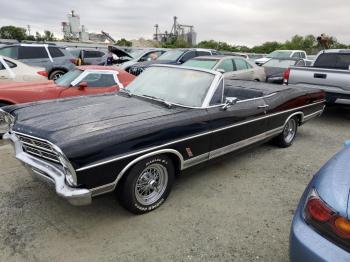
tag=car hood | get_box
[132,60,177,68]
[255,57,270,63]
[313,145,350,219]
[0,80,57,90]
[7,93,188,156]
[108,46,133,59]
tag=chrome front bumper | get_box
[4,132,92,206]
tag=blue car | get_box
[290,141,350,261]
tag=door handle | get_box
[314,73,327,79]
[258,104,269,109]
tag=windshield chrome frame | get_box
[139,64,223,109]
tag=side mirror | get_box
[222,97,238,110]
[216,69,225,74]
[78,82,88,90]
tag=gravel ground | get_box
[0,106,350,262]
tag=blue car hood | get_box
[313,146,350,219]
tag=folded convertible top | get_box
[225,80,291,96]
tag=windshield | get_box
[124,67,215,107]
[267,51,292,59]
[157,50,185,61]
[55,69,83,86]
[263,59,297,68]
[183,59,218,70]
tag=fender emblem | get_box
[186,147,194,157]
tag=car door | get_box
[206,81,270,158]
[59,72,119,98]
[18,46,51,67]
[0,58,12,82]
[216,58,235,79]
[178,51,197,64]
[233,58,256,80]
[83,50,105,65]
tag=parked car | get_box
[263,58,308,84]
[0,66,134,107]
[182,55,266,81]
[221,52,266,63]
[285,49,350,104]
[255,50,307,66]
[119,49,167,72]
[0,55,48,82]
[66,47,108,65]
[0,44,76,80]
[1,65,325,214]
[128,48,219,76]
[290,141,350,262]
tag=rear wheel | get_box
[274,116,298,148]
[49,70,65,80]
[117,155,175,214]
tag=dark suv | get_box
[129,48,220,76]
[0,44,76,80]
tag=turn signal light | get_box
[334,217,350,238]
[37,71,48,77]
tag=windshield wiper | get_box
[141,94,173,108]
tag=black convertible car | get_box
[0,65,325,214]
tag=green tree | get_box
[43,30,55,41]
[161,37,190,48]
[116,38,132,47]
[0,26,27,41]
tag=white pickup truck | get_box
[285,49,350,104]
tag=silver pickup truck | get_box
[286,49,350,104]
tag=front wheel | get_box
[274,116,298,148]
[49,70,65,80]
[117,155,175,214]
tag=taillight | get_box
[70,58,78,65]
[37,71,48,77]
[306,198,333,222]
[304,189,350,251]
[283,68,290,84]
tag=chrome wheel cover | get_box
[52,72,63,80]
[283,118,297,143]
[135,163,168,206]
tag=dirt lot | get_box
[0,107,349,262]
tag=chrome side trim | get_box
[302,107,325,123]
[89,126,285,195]
[182,153,209,169]
[208,126,283,160]
[77,100,324,172]
[90,149,185,195]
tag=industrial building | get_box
[61,11,112,43]
[154,16,197,46]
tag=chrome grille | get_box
[16,133,60,164]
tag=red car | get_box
[0,66,135,107]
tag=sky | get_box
[0,0,349,47]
